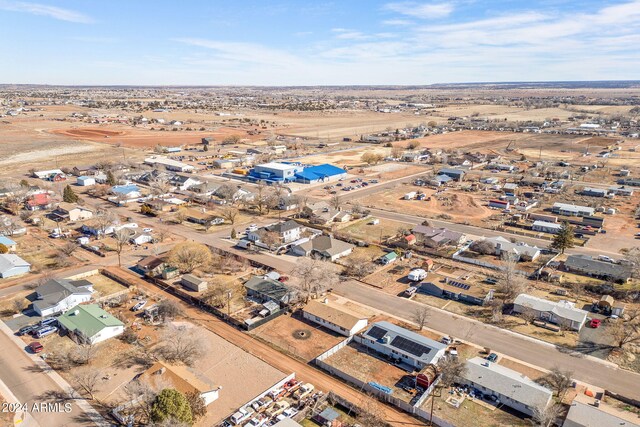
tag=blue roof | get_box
[112,184,140,194]
[0,236,16,246]
[295,164,346,181]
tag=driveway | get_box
[576,314,614,360]
[3,308,45,333]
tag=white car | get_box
[598,255,615,263]
[246,224,258,232]
[143,227,153,233]
[131,300,147,311]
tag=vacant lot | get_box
[250,313,345,361]
[340,217,412,245]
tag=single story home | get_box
[438,168,466,182]
[136,256,167,277]
[303,300,368,337]
[0,236,17,252]
[419,280,493,306]
[25,193,52,210]
[564,255,632,283]
[76,176,96,186]
[513,294,588,331]
[111,184,142,199]
[563,399,640,427]
[181,274,208,292]
[0,254,31,278]
[412,225,466,248]
[360,321,447,369]
[244,276,295,305]
[139,361,221,406]
[460,357,553,417]
[130,232,153,246]
[379,251,398,265]
[51,203,94,222]
[32,278,94,317]
[57,304,124,344]
[552,203,595,217]
[481,236,541,262]
[532,220,562,234]
[291,235,354,261]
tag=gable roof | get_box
[563,400,640,427]
[565,255,631,281]
[244,276,293,302]
[57,304,123,337]
[33,279,93,311]
[265,220,301,234]
[412,225,465,245]
[303,300,366,331]
[514,294,588,324]
[362,321,446,365]
[139,361,216,397]
[463,357,552,411]
[295,235,353,257]
[485,236,540,258]
[0,254,30,273]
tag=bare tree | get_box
[114,228,131,267]
[412,306,431,330]
[93,210,117,239]
[59,242,78,257]
[124,380,160,423]
[355,395,386,427]
[168,242,212,274]
[73,369,100,400]
[253,181,275,215]
[343,256,375,278]
[292,257,339,303]
[330,193,341,210]
[530,403,562,427]
[158,324,207,366]
[220,206,239,225]
[496,255,528,302]
[72,343,97,365]
[609,322,640,349]
[489,298,504,323]
[437,357,467,391]
[539,367,573,398]
[157,299,182,322]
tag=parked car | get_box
[17,325,38,336]
[39,318,57,327]
[598,255,615,263]
[131,300,148,311]
[28,341,44,353]
[590,319,602,328]
[245,416,266,427]
[440,336,452,345]
[246,224,258,232]
[34,326,58,338]
[230,407,253,425]
[486,353,498,363]
[403,287,418,298]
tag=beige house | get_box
[52,202,94,222]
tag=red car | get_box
[28,342,44,353]
[590,319,602,328]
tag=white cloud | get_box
[384,2,454,19]
[0,1,92,23]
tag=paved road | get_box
[0,328,95,426]
[113,268,424,426]
[334,280,640,400]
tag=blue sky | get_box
[0,0,639,85]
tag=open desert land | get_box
[248,109,427,139]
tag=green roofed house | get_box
[57,304,124,344]
[379,251,398,265]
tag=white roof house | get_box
[532,220,562,234]
[461,357,553,416]
[563,400,640,427]
[0,254,31,278]
[144,156,195,173]
[33,169,64,179]
[303,300,368,336]
[513,294,588,331]
[552,203,595,217]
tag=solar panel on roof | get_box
[448,280,471,290]
[367,326,387,340]
[390,336,432,357]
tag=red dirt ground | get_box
[50,126,261,149]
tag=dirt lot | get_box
[355,185,495,226]
[339,217,413,245]
[84,274,128,299]
[250,312,345,361]
[325,341,416,403]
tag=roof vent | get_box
[73,310,79,316]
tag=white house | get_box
[460,357,553,416]
[76,176,96,186]
[360,321,447,369]
[0,254,31,278]
[303,300,368,336]
[513,294,588,331]
[32,279,94,317]
[532,220,561,234]
[144,156,195,173]
[248,220,302,245]
[57,304,124,344]
[291,235,354,261]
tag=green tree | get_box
[0,244,8,254]
[106,170,117,186]
[230,228,237,239]
[151,388,193,425]
[550,221,575,254]
[62,185,79,203]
